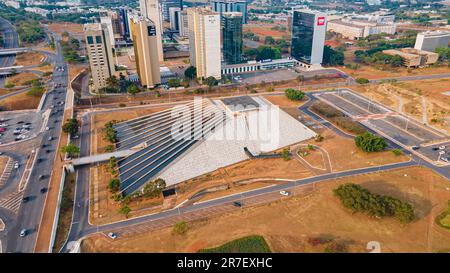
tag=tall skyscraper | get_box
[222,12,243,64]
[139,0,164,62]
[169,7,182,32]
[179,9,189,37]
[211,0,247,24]
[83,23,116,91]
[119,8,131,41]
[130,17,161,88]
[291,10,327,68]
[188,8,221,80]
[100,10,124,47]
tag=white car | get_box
[20,229,27,237]
[439,146,446,150]
[280,190,290,196]
[14,162,19,169]
[45,126,50,131]
[108,232,117,239]
[441,157,450,163]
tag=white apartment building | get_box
[179,9,189,37]
[327,18,396,40]
[415,31,450,52]
[139,0,164,62]
[83,23,116,91]
[187,8,221,80]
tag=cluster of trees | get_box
[16,21,46,44]
[60,143,80,158]
[243,32,260,42]
[99,74,139,94]
[61,36,84,63]
[62,118,79,135]
[27,78,45,97]
[46,12,99,24]
[334,183,415,223]
[104,121,118,143]
[285,88,305,101]
[355,51,403,67]
[0,5,45,44]
[435,46,450,62]
[354,132,387,152]
[263,36,290,53]
[323,46,345,66]
[244,45,281,61]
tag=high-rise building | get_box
[188,8,221,80]
[291,10,327,68]
[211,0,247,24]
[414,30,450,52]
[83,23,116,91]
[139,0,164,62]
[100,10,124,47]
[130,17,161,88]
[169,7,182,32]
[119,8,131,41]
[161,0,183,21]
[179,9,189,37]
[222,12,243,64]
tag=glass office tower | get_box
[291,10,327,66]
[222,12,243,64]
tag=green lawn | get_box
[198,235,271,253]
[436,201,450,230]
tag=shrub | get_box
[285,88,305,101]
[356,78,370,84]
[173,221,188,235]
[4,83,14,88]
[108,178,121,193]
[392,149,403,156]
[280,148,291,161]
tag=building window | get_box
[87,36,94,44]
[95,36,102,43]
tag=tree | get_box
[142,178,166,198]
[323,45,344,66]
[280,148,291,161]
[127,84,140,96]
[204,76,218,90]
[264,36,275,45]
[118,205,131,218]
[184,66,197,79]
[167,78,181,88]
[62,118,79,135]
[285,88,305,101]
[108,178,121,193]
[106,75,119,89]
[354,132,387,152]
[60,143,80,158]
[255,45,281,61]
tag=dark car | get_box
[432,147,439,151]
[412,146,420,150]
[233,201,242,207]
[17,121,24,124]
[40,187,47,194]
[22,196,30,203]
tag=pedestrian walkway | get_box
[0,191,23,213]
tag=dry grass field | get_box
[0,90,43,110]
[14,52,46,67]
[81,166,450,253]
[5,72,38,87]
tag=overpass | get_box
[0,65,24,76]
[69,149,136,167]
[0,48,29,56]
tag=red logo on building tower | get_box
[317,16,325,26]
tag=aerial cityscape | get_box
[0,0,450,257]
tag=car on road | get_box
[233,201,242,207]
[22,196,30,203]
[14,162,19,169]
[0,123,8,127]
[45,126,50,131]
[40,187,47,194]
[441,157,450,163]
[439,145,446,150]
[48,136,53,141]
[20,229,27,237]
[280,190,290,196]
[108,232,118,240]
[412,146,420,150]
[0,127,6,133]
[432,147,439,151]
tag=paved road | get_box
[0,17,19,87]
[0,33,69,253]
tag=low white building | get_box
[414,30,450,52]
[327,17,396,40]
